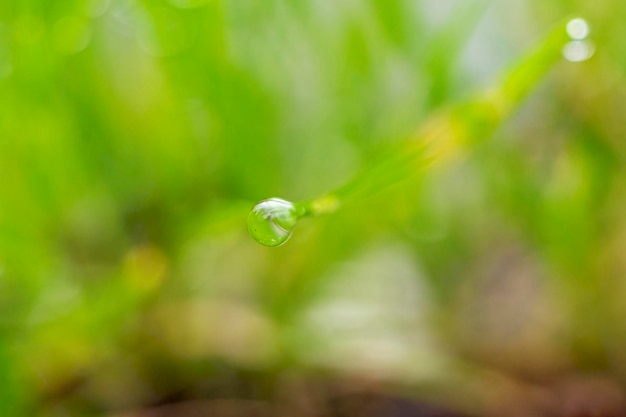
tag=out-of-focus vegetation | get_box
[1,0,626,416]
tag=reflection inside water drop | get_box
[248,198,301,247]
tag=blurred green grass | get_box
[1,0,626,416]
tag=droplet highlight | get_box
[248,198,301,247]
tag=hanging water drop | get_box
[248,198,303,247]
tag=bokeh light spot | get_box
[562,40,595,62]
[566,18,590,40]
[53,16,92,55]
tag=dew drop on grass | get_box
[248,198,301,247]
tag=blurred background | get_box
[1,0,626,416]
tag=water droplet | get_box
[563,40,595,62]
[248,198,301,247]
[566,18,590,40]
[563,18,594,63]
